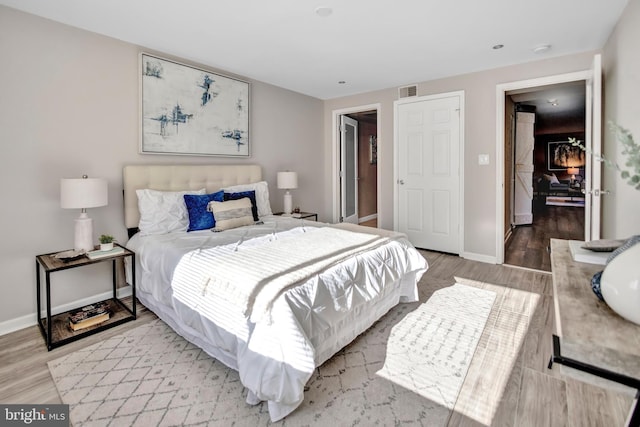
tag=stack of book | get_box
[68,301,111,331]
[86,246,125,260]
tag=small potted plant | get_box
[99,234,115,251]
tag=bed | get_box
[123,164,428,421]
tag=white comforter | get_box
[127,216,428,421]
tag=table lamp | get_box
[567,167,579,184]
[61,175,108,251]
[277,171,298,215]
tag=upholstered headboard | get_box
[123,164,262,233]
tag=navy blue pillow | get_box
[184,191,225,231]
[224,190,258,221]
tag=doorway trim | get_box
[495,70,590,264]
[331,103,382,224]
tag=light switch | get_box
[478,154,490,165]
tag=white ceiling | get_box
[0,0,629,100]
[510,81,586,119]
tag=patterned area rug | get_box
[48,283,495,426]
[377,283,496,410]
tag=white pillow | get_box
[221,181,272,217]
[136,188,206,235]
[543,173,560,185]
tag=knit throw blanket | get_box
[172,227,391,322]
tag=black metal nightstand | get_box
[35,243,136,351]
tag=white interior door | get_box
[584,54,603,241]
[513,112,535,225]
[396,94,461,253]
[340,116,358,223]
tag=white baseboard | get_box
[358,213,378,223]
[0,286,133,337]
[460,251,497,264]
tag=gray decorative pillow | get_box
[207,198,254,232]
[581,239,626,252]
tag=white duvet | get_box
[127,216,428,421]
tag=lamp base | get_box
[74,213,94,251]
[283,192,293,215]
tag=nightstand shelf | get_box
[35,243,136,351]
[273,211,318,221]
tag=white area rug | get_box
[48,283,495,426]
[377,283,496,410]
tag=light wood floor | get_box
[0,251,634,426]
[421,251,633,426]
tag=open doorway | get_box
[504,82,586,270]
[345,110,378,227]
[496,56,603,270]
[332,104,381,227]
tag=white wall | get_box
[602,0,640,239]
[324,52,598,258]
[0,6,323,329]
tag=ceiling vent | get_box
[398,85,417,98]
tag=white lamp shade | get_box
[61,177,108,209]
[277,171,298,190]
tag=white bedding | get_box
[177,226,392,323]
[127,215,428,421]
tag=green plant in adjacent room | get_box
[568,122,640,190]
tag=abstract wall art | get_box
[140,53,250,157]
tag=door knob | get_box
[398,179,405,185]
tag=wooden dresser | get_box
[549,238,640,425]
